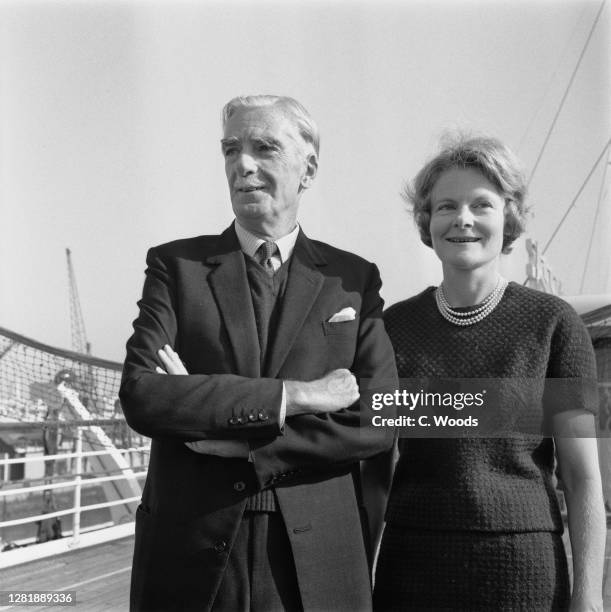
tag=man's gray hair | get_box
[222,95,320,155]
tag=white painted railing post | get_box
[72,427,83,545]
[2,453,8,482]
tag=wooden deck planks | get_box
[1,529,610,610]
[1,537,133,612]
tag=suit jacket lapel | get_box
[266,231,326,378]
[207,225,260,378]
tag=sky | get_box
[1,0,609,362]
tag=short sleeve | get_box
[543,303,598,420]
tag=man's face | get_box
[221,106,317,236]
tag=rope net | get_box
[0,327,149,546]
[0,326,144,451]
[0,327,122,421]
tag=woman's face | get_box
[429,167,506,272]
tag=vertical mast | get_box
[65,248,90,355]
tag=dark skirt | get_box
[373,526,570,611]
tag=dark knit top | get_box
[384,282,597,533]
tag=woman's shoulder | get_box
[504,282,581,323]
[384,286,436,321]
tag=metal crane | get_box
[65,248,91,355]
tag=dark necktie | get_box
[257,241,278,276]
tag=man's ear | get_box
[300,152,318,189]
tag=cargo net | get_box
[0,326,143,450]
[0,327,148,546]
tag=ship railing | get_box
[0,422,149,567]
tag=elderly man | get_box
[120,95,397,611]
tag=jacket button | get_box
[233,481,246,492]
[214,540,227,553]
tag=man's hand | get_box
[155,345,249,457]
[155,345,188,375]
[285,369,360,417]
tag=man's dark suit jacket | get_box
[120,224,397,611]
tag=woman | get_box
[373,135,605,611]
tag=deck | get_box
[1,537,133,612]
[1,530,610,610]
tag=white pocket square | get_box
[328,307,357,322]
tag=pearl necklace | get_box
[435,277,509,326]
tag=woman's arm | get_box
[554,410,606,612]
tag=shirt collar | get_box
[234,220,300,264]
